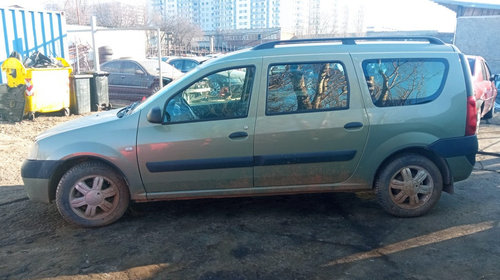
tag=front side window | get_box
[165,66,255,123]
[363,58,448,107]
[266,62,349,115]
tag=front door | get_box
[137,62,260,194]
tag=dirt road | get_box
[1,114,499,279]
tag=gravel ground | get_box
[0,114,85,186]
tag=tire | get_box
[55,162,130,227]
[27,112,36,121]
[375,154,443,217]
[483,103,495,119]
[61,107,70,117]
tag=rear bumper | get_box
[429,135,478,182]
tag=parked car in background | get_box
[101,58,183,107]
[167,56,208,73]
[466,55,498,121]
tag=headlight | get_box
[27,142,39,160]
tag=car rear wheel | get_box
[375,154,442,217]
[55,162,130,227]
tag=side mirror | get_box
[147,106,163,124]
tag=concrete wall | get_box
[454,16,500,74]
[67,24,147,70]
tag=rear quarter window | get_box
[363,58,448,107]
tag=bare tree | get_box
[94,1,145,28]
[56,0,91,25]
[368,60,428,107]
[157,16,203,55]
[268,63,348,113]
[46,0,145,27]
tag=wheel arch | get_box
[372,147,453,194]
[48,156,131,202]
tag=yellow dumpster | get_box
[1,57,72,119]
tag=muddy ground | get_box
[1,114,499,280]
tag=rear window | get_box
[363,58,448,107]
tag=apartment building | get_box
[148,0,363,37]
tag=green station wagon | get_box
[22,37,478,227]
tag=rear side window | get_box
[363,58,448,107]
[266,62,349,115]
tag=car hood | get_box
[158,69,183,80]
[36,109,121,140]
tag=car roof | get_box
[101,58,183,79]
[167,56,208,63]
[207,37,456,65]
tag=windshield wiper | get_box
[116,102,139,118]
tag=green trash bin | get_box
[0,84,26,122]
[88,71,110,111]
[70,74,93,115]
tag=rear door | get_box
[254,54,369,187]
[101,61,122,97]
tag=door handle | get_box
[229,131,248,139]
[344,122,363,129]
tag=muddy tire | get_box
[55,162,130,227]
[375,154,443,217]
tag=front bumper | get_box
[21,160,62,203]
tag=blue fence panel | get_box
[0,7,67,84]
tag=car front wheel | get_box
[375,154,443,217]
[55,162,130,227]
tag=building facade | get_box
[147,0,365,50]
[148,0,280,32]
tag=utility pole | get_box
[90,16,100,71]
[75,0,81,25]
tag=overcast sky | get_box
[4,0,458,32]
[362,0,457,32]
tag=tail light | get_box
[465,96,477,136]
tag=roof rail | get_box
[252,36,445,50]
